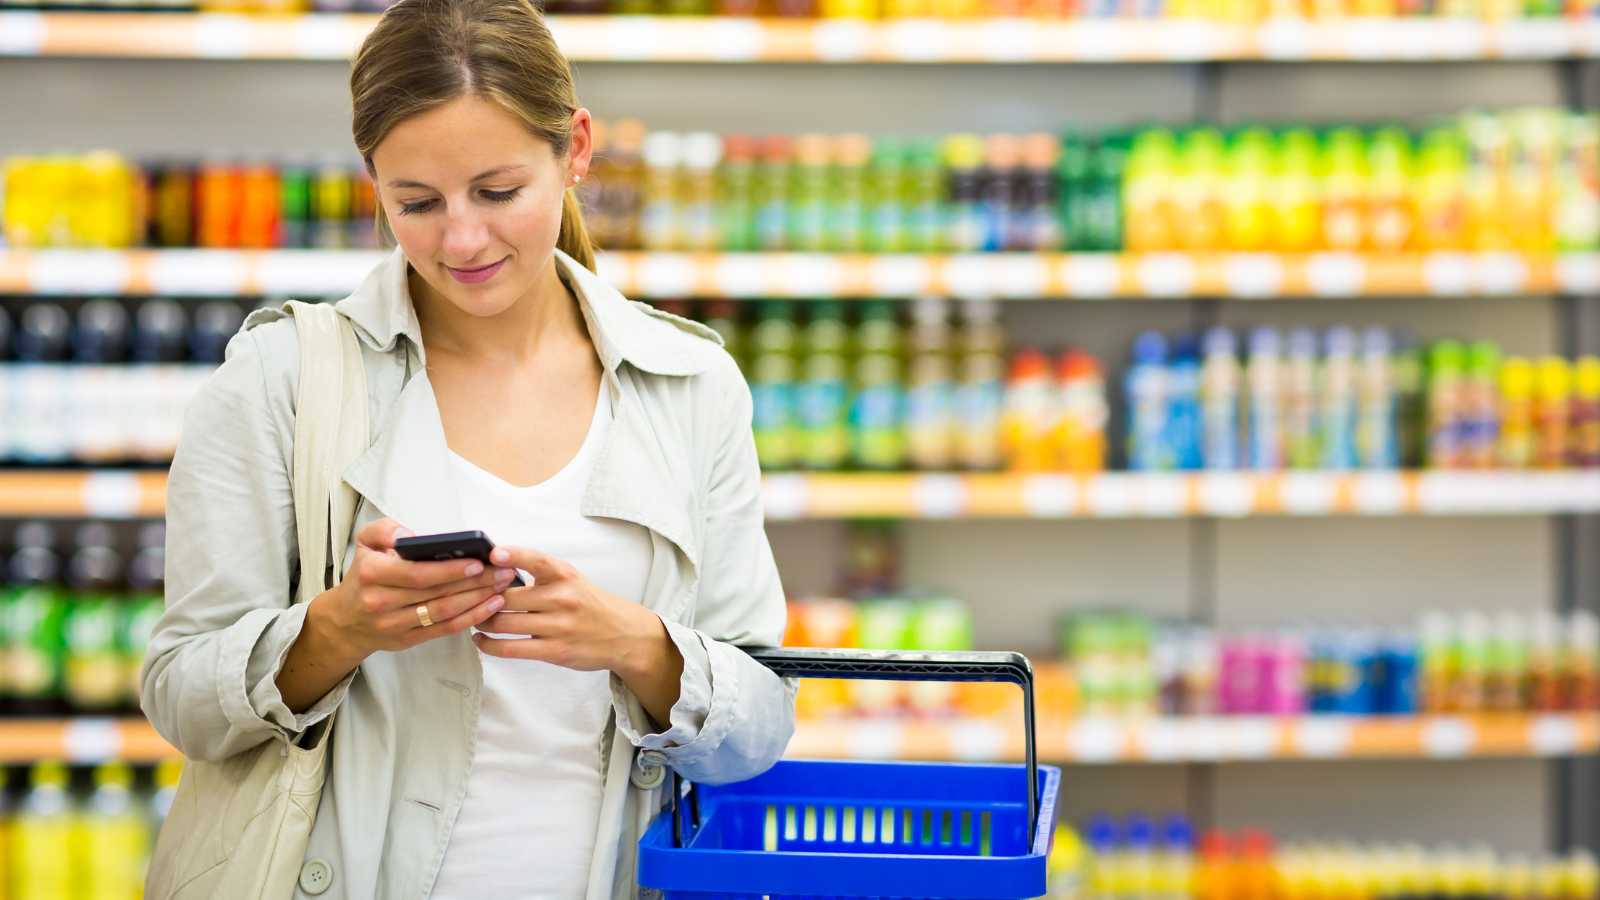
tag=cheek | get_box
[499,191,565,249]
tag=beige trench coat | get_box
[140,245,797,899]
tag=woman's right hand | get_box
[318,517,516,659]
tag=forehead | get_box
[372,94,555,183]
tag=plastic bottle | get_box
[1224,128,1275,252]
[827,134,871,253]
[906,140,947,254]
[981,135,1022,253]
[865,139,908,255]
[63,523,127,713]
[754,136,794,252]
[1535,355,1572,469]
[123,522,166,713]
[6,522,70,716]
[1195,831,1235,900]
[1245,328,1284,471]
[1084,816,1121,900]
[1368,127,1417,252]
[1320,327,1359,470]
[12,303,72,464]
[1200,327,1241,471]
[1238,831,1279,900]
[1085,137,1128,253]
[797,301,852,472]
[1416,127,1469,251]
[595,119,646,253]
[851,301,906,470]
[69,299,130,464]
[639,131,683,252]
[1127,332,1171,472]
[1321,127,1371,251]
[1123,131,1180,252]
[1570,356,1600,468]
[1426,341,1467,469]
[679,132,722,252]
[1564,610,1600,711]
[749,301,799,471]
[905,298,956,472]
[1382,630,1422,715]
[789,134,831,253]
[954,299,1005,470]
[1420,612,1454,715]
[1555,114,1600,251]
[1001,348,1056,472]
[1463,340,1503,469]
[716,135,758,252]
[1392,331,1427,468]
[1455,611,1491,713]
[1273,128,1323,253]
[1050,825,1089,900]
[1157,817,1196,900]
[1056,351,1109,474]
[1529,610,1564,712]
[1499,356,1537,468]
[1176,129,1227,252]
[11,761,79,900]
[82,763,149,900]
[1019,134,1063,252]
[1124,817,1159,900]
[1285,328,1320,470]
[1464,113,1514,251]
[1058,134,1095,252]
[1355,326,1398,469]
[943,135,988,254]
[1168,335,1203,471]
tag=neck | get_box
[409,254,584,365]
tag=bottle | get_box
[1416,126,1469,251]
[11,761,79,900]
[1019,134,1063,252]
[130,299,190,464]
[906,140,947,254]
[1246,328,1285,471]
[82,763,149,900]
[1058,134,1095,252]
[1200,327,1241,471]
[1319,327,1359,471]
[1195,831,1236,900]
[1321,127,1371,251]
[1238,831,1279,900]
[12,303,73,464]
[1498,357,1537,469]
[1463,341,1502,469]
[851,301,906,471]
[151,759,182,831]
[1535,356,1572,469]
[1419,611,1454,714]
[1426,341,1467,469]
[593,119,645,252]
[1284,328,1320,470]
[754,137,794,253]
[789,134,831,253]
[1224,128,1275,252]
[797,301,852,471]
[1167,338,1202,471]
[1000,348,1055,472]
[1564,610,1600,711]
[865,139,909,255]
[0,305,12,461]
[1273,128,1323,253]
[905,298,957,472]
[1056,351,1109,474]
[1485,611,1529,713]
[749,301,799,471]
[71,299,132,465]
[1368,127,1417,252]
[1569,357,1600,468]
[981,135,1022,253]
[639,131,684,252]
[1529,610,1564,712]
[943,135,987,254]
[1157,817,1196,900]
[63,523,128,714]
[1084,816,1121,900]
[1454,611,1491,713]
[1126,331,1170,472]
[715,135,758,253]
[680,132,722,253]
[1176,129,1226,252]
[1356,326,1398,469]
[123,523,166,713]
[1393,331,1427,468]
[1124,817,1159,900]
[1464,113,1513,251]
[954,299,1005,471]
[7,523,70,716]
[827,135,871,254]
[701,300,743,370]
[1555,114,1600,251]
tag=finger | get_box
[410,592,506,644]
[478,611,562,637]
[495,582,561,613]
[473,632,555,661]
[487,545,572,585]
[356,518,412,553]
[379,582,503,634]
[359,552,493,594]
[387,566,518,606]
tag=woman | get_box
[138,0,795,896]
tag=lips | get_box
[446,257,507,285]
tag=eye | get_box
[397,198,437,216]
[482,188,522,204]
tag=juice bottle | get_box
[905,596,974,713]
[1415,127,1469,251]
[1419,611,1453,714]
[1529,610,1564,712]
[906,297,956,471]
[1055,350,1109,474]
[349,166,378,249]
[1564,610,1600,711]
[1319,326,1359,471]
[749,301,799,471]
[1394,332,1427,468]
[680,132,722,252]
[1158,817,1196,900]
[1019,134,1062,252]
[1058,134,1093,252]
[797,301,852,471]
[132,299,191,464]
[1285,328,1320,470]
[827,135,871,253]
[153,162,197,248]
[1463,113,1513,251]
[865,139,908,255]
[754,136,794,253]
[1569,357,1600,468]
[852,598,913,712]
[1124,818,1158,900]
[954,299,1005,470]
[1535,356,1572,469]
[63,524,128,714]
[1223,128,1275,253]
[851,301,907,470]
[1167,336,1203,471]
[1049,826,1088,900]
[1123,129,1179,252]
[639,131,684,252]
[1238,831,1279,900]
[1356,327,1398,469]
[1246,328,1285,471]
[1083,816,1120,900]
[1126,331,1171,472]
[1176,129,1226,252]
[1485,611,1528,713]
[71,299,132,465]
[1000,347,1055,472]
[236,162,280,250]
[1087,136,1128,253]
[982,135,1022,253]
[122,522,166,713]
[1320,128,1370,252]
[7,523,69,716]
[943,135,988,254]
[1507,110,1560,253]
[1268,128,1320,253]
[10,762,78,900]
[1464,341,1503,469]
[1200,326,1241,471]
[1455,611,1490,713]
[716,135,758,252]
[1195,832,1236,900]
[789,134,831,253]
[80,152,138,249]
[311,162,352,250]
[82,763,148,900]
[906,140,947,254]
[1498,357,1537,469]
[1368,127,1416,252]
[13,303,73,464]
[1555,114,1600,251]
[1426,341,1466,469]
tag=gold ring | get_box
[417,604,433,628]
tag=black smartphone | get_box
[393,530,526,587]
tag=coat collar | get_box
[335,245,719,377]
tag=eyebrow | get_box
[385,165,529,191]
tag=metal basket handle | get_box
[669,647,1039,847]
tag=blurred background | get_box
[2,0,1600,897]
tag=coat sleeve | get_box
[139,319,356,762]
[610,353,796,785]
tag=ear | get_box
[568,108,594,184]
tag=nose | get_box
[441,204,490,264]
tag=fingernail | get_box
[396,527,414,539]
[464,561,484,576]
[492,548,509,563]
[495,569,514,584]
[488,595,504,610]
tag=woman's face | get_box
[370,93,592,318]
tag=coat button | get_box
[630,750,667,790]
[299,859,334,895]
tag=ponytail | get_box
[558,189,597,273]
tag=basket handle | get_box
[668,648,1040,847]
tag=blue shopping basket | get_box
[637,648,1061,900]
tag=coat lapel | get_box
[340,369,466,538]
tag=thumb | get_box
[356,517,413,553]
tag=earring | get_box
[570,174,583,186]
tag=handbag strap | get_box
[286,300,369,605]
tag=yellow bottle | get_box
[1498,357,1536,469]
[81,764,147,900]
[10,762,78,900]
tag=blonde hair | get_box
[350,0,596,272]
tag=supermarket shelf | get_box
[2,249,1598,298]
[1,713,1593,764]
[2,12,1599,62]
[7,470,1600,518]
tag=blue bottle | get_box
[1320,326,1360,470]
[1201,326,1241,471]
[1246,327,1285,471]
[1167,334,1203,471]
[1126,331,1170,471]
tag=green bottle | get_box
[716,136,758,253]
[827,135,871,254]
[788,135,830,253]
[63,524,126,713]
[851,300,906,470]
[797,301,852,471]
[866,138,909,255]
[1057,133,1093,251]
[754,137,793,253]
[6,523,69,716]
[1085,135,1127,252]
[749,301,799,471]
[905,139,946,254]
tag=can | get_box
[238,164,280,250]
[198,162,243,248]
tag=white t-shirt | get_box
[430,387,654,900]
